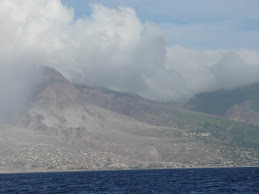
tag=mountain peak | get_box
[40,67,69,84]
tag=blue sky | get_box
[61,0,259,50]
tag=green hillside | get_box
[187,82,259,116]
[167,108,259,150]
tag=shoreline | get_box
[1,166,258,175]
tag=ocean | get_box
[0,167,258,193]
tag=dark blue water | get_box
[0,167,258,193]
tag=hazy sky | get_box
[1,0,259,103]
[62,0,259,50]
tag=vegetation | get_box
[187,82,259,115]
[167,108,259,149]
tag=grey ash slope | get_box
[0,67,258,173]
[76,81,259,150]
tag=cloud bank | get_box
[1,0,259,106]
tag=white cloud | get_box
[0,0,259,108]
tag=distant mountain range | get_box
[0,67,258,173]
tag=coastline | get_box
[1,166,258,175]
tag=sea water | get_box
[0,167,258,193]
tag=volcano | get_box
[0,67,258,173]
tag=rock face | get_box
[0,67,258,173]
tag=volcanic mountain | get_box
[0,67,258,173]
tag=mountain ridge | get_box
[187,82,259,125]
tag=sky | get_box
[61,0,259,50]
[0,0,259,106]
